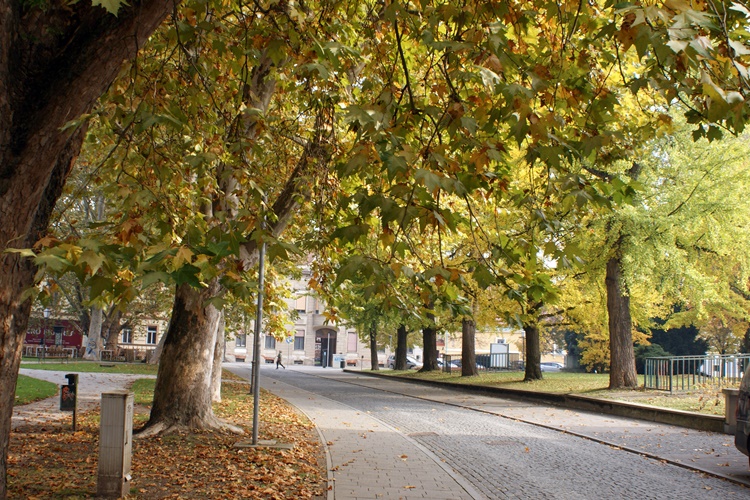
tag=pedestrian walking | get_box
[276,351,285,369]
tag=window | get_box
[295,295,306,313]
[236,334,246,347]
[147,326,157,345]
[265,336,276,349]
[122,328,132,344]
[347,331,358,353]
[314,298,322,314]
[294,330,305,350]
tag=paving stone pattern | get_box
[255,367,750,499]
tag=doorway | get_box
[315,329,337,367]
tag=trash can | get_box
[340,359,345,369]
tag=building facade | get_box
[227,268,385,368]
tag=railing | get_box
[441,354,525,372]
[644,354,750,392]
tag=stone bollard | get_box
[723,388,740,435]
[97,391,134,498]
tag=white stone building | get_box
[227,268,386,369]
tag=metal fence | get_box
[644,354,750,392]
[442,353,524,373]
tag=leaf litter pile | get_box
[8,381,326,499]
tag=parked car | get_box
[450,359,486,371]
[387,354,422,370]
[436,358,460,370]
[736,367,750,466]
[540,362,563,372]
[699,359,742,378]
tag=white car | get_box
[387,355,422,370]
[540,362,563,372]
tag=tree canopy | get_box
[6,0,750,496]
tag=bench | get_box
[40,354,70,363]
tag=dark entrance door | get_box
[315,329,337,367]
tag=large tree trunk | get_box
[461,318,478,377]
[419,310,439,372]
[83,307,104,360]
[103,309,124,351]
[606,256,638,389]
[369,321,379,371]
[137,281,241,437]
[523,322,542,381]
[211,312,225,402]
[149,327,168,364]
[0,4,174,495]
[393,324,409,370]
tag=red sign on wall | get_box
[25,318,84,348]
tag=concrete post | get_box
[723,388,739,435]
[97,391,134,498]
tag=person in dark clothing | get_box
[276,351,285,369]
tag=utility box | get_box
[97,391,134,498]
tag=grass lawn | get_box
[14,361,157,408]
[387,369,729,415]
[389,369,616,393]
[14,374,58,405]
[20,359,159,375]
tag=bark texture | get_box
[137,281,241,437]
[369,322,379,371]
[606,256,638,389]
[83,307,103,360]
[0,2,174,497]
[211,312,225,402]
[419,310,439,372]
[393,324,408,370]
[523,322,542,381]
[461,318,478,377]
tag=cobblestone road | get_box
[259,367,749,499]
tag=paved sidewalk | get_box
[12,368,152,429]
[234,365,483,500]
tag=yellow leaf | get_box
[173,246,194,269]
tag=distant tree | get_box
[634,344,672,374]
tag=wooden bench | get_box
[40,354,70,363]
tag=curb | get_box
[346,370,726,433]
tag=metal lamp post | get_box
[251,207,267,446]
[42,308,50,361]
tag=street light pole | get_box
[251,211,266,446]
[42,308,50,361]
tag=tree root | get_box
[135,415,244,439]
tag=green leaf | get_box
[472,264,496,289]
[91,0,127,15]
[141,272,172,289]
[89,275,114,299]
[172,264,202,288]
[79,250,106,276]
